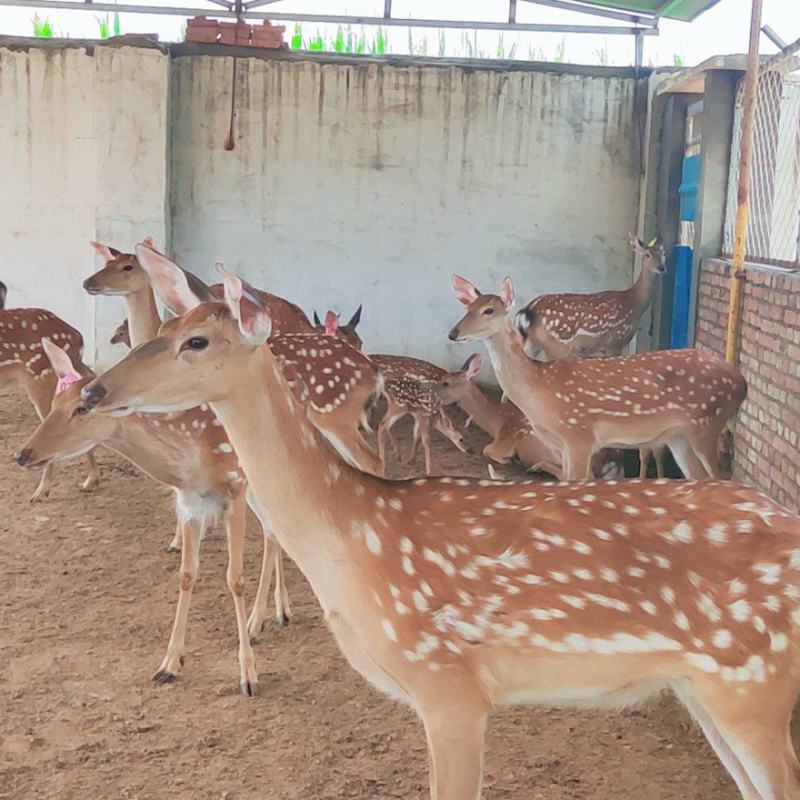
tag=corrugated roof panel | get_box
[576,0,723,22]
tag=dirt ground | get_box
[0,389,781,800]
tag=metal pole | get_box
[725,0,763,365]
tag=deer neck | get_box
[125,287,161,347]
[483,320,544,410]
[456,383,508,439]
[103,416,201,488]
[210,346,373,598]
[631,267,658,317]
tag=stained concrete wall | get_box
[1,40,646,369]
[170,52,644,367]
[0,40,169,365]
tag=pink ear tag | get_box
[56,371,82,396]
[324,313,339,337]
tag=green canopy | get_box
[578,0,723,22]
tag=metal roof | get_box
[575,0,724,23]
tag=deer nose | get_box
[15,448,32,466]
[448,327,460,341]
[81,383,107,409]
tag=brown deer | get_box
[16,338,283,696]
[449,275,746,481]
[1,293,99,500]
[110,318,131,347]
[313,306,363,351]
[82,261,800,800]
[516,235,666,361]
[377,375,468,475]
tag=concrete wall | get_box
[170,52,643,368]
[0,40,169,364]
[1,40,646,369]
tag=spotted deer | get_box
[82,261,800,800]
[449,276,746,481]
[516,235,666,361]
[15,338,289,696]
[434,354,624,480]
[377,375,468,475]
[0,295,99,500]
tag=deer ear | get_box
[313,310,322,327]
[648,234,663,248]
[136,243,202,316]
[90,241,119,263]
[464,353,482,380]
[348,304,362,328]
[324,310,339,337]
[452,275,481,306]
[500,277,515,309]
[142,235,157,249]
[217,263,272,345]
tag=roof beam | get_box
[0,0,658,34]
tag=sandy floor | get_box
[0,390,774,800]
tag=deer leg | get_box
[224,493,260,697]
[248,534,276,642]
[273,543,292,626]
[377,411,403,467]
[153,515,202,684]
[166,519,182,552]
[564,445,594,480]
[420,417,433,476]
[29,462,54,503]
[668,437,709,479]
[653,445,667,479]
[422,705,488,800]
[689,431,722,480]
[688,684,800,800]
[79,449,101,492]
[673,683,761,800]
[638,448,652,479]
[408,418,421,465]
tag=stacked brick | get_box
[185,17,286,48]
[695,257,800,509]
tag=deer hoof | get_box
[152,669,178,685]
[241,679,261,698]
[165,542,181,554]
[281,613,290,627]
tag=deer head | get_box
[82,251,271,415]
[15,339,107,468]
[84,239,153,295]
[314,305,363,351]
[434,353,482,405]
[448,275,514,342]
[629,233,666,275]
[110,318,131,348]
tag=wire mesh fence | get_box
[723,43,800,268]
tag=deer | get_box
[81,259,800,800]
[0,291,99,501]
[15,337,286,696]
[377,375,469,475]
[516,235,666,362]
[313,306,363,351]
[449,276,746,482]
[110,318,131,347]
[434,354,624,480]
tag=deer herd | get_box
[3,234,800,800]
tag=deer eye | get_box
[181,337,209,352]
[72,405,89,418]
[442,381,450,387]
[123,265,133,272]
[482,307,495,316]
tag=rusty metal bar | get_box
[725,0,763,366]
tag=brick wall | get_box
[695,257,800,508]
